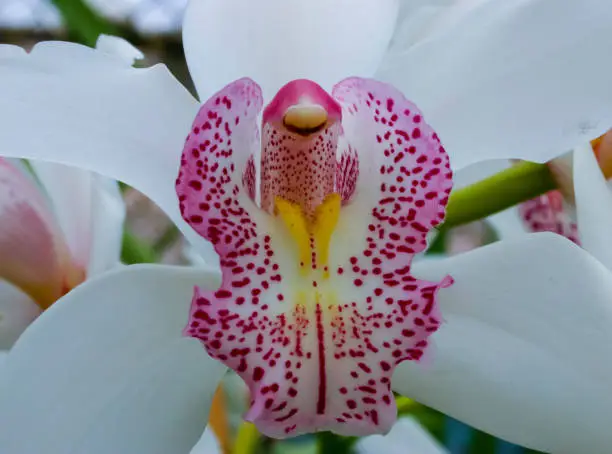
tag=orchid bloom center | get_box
[176,77,453,439]
[522,129,612,245]
[261,80,342,217]
[261,80,344,278]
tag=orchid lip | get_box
[177,77,453,438]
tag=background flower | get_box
[0,158,125,348]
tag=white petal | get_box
[0,281,40,350]
[30,161,94,270]
[69,340,218,454]
[388,0,455,50]
[95,34,144,65]
[183,244,209,267]
[189,426,222,454]
[378,0,612,169]
[0,45,26,58]
[87,174,126,275]
[30,161,125,275]
[393,233,612,453]
[414,0,490,40]
[182,0,399,100]
[0,265,226,454]
[0,41,217,263]
[356,416,448,454]
[573,144,612,270]
[452,159,510,189]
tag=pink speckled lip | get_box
[176,77,453,438]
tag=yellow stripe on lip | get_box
[275,193,341,276]
[275,196,311,274]
[312,194,341,277]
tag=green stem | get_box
[441,161,556,231]
[121,231,158,264]
[52,0,119,46]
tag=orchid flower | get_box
[518,190,580,245]
[0,158,124,349]
[175,75,453,437]
[494,130,612,243]
[505,131,612,262]
[2,1,612,454]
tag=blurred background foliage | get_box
[0,2,542,453]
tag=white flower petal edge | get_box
[29,161,125,274]
[189,426,222,454]
[356,416,448,454]
[573,144,612,270]
[29,161,93,268]
[393,233,612,454]
[95,34,144,65]
[452,159,510,189]
[0,265,226,454]
[0,45,26,58]
[87,174,126,274]
[182,0,399,100]
[0,41,217,264]
[0,282,40,350]
[378,0,612,169]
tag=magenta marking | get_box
[316,304,327,415]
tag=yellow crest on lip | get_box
[275,196,311,273]
[312,194,341,276]
[275,193,341,277]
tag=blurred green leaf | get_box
[52,0,120,46]
[316,432,356,454]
